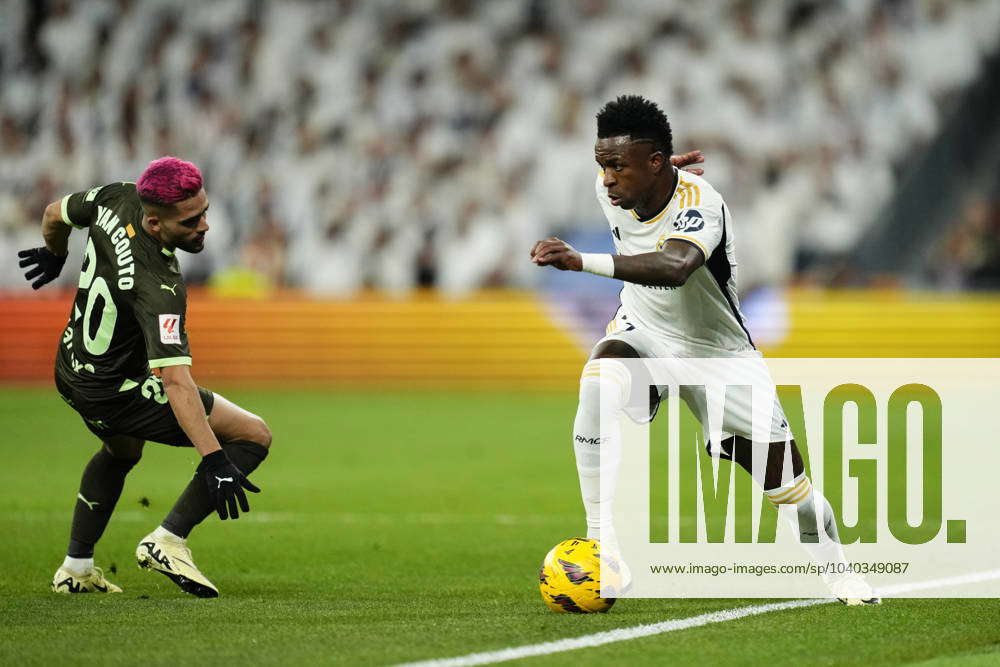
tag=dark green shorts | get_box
[55,374,215,447]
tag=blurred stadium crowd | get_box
[1,0,999,293]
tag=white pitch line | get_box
[395,599,827,667]
[397,570,1000,667]
[876,568,1000,596]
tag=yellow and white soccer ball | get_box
[538,538,618,613]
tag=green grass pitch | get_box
[1,387,998,665]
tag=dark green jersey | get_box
[54,182,192,402]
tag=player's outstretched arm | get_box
[17,199,71,289]
[610,241,704,287]
[160,365,261,519]
[530,237,703,288]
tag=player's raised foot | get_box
[136,530,219,598]
[830,574,882,606]
[51,565,122,594]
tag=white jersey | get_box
[596,168,754,354]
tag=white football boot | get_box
[136,531,219,598]
[597,538,632,597]
[830,574,882,606]
[51,566,122,594]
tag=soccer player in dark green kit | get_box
[18,157,272,598]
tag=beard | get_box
[177,236,205,253]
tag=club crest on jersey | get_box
[673,209,704,232]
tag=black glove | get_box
[18,247,67,289]
[198,450,261,520]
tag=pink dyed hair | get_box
[136,156,203,205]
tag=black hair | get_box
[596,95,673,155]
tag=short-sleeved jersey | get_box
[596,168,754,353]
[54,182,192,402]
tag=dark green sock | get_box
[161,441,269,538]
[67,448,140,557]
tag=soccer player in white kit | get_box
[531,95,878,605]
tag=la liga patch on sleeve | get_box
[158,314,181,344]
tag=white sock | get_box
[573,359,630,543]
[153,525,182,541]
[62,556,94,575]
[766,475,849,585]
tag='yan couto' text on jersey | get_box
[54,182,192,402]
[596,168,754,353]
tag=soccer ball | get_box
[538,537,616,613]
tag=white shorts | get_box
[595,310,790,446]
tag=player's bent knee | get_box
[102,436,145,462]
[232,415,272,449]
[762,439,804,490]
[590,339,640,360]
[579,358,632,408]
[250,417,272,449]
[258,420,273,448]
